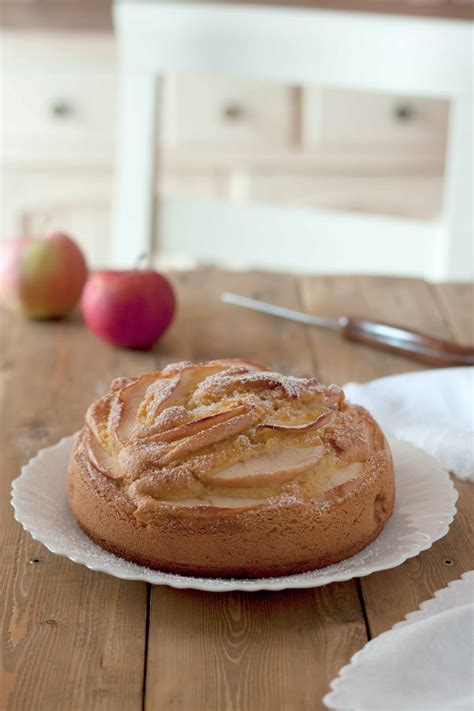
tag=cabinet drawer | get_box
[1,34,117,164]
[2,70,116,162]
[165,74,295,150]
[303,88,449,150]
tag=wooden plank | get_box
[0,308,157,711]
[149,585,366,711]
[428,279,474,632]
[358,474,474,638]
[299,275,474,637]
[144,269,368,711]
[297,274,445,385]
[161,268,315,377]
[431,281,474,345]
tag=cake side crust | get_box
[68,423,395,578]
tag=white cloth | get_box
[324,571,474,711]
[343,367,474,481]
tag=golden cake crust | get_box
[68,359,395,577]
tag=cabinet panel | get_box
[2,70,116,163]
[303,87,449,151]
[166,74,295,150]
[1,32,117,164]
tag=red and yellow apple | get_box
[0,232,88,318]
[81,269,176,350]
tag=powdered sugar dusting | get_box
[82,360,364,509]
[194,369,328,401]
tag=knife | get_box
[221,292,474,367]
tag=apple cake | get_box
[68,359,395,578]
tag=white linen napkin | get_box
[324,571,474,711]
[343,367,474,481]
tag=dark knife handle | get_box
[341,317,474,366]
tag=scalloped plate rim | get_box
[323,572,474,709]
[11,433,458,592]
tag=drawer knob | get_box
[393,102,415,122]
[222,102,245,121]
[50,100,74,118]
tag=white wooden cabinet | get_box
[1,34,117,167]
[1,68,116,165]
[0,33,117,264]
[0,30,449,269]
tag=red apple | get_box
[81,269,175,350]
[0,232,88,318]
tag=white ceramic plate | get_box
[11,434,457,592]
[323,571,474,710]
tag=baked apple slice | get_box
[161,407,258,464]
[319,461,363,492]
[115,364,219,442]
[85,396,110,443]
[257,410,333,433]
[116,372,161,442]
[209,445,324,488]
[155,403,251,443]
[84,428,116,478]
[144,362,231,422]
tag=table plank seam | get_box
[296,274,372,656]
[355,578,372,640]
[428,283,455,336]
[294,277,323,379]
[142,583,152,711]
[429,282,473,344]
[354,278,473,642]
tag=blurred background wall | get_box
[0,0,469,274]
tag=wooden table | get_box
[1,271,473,711]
